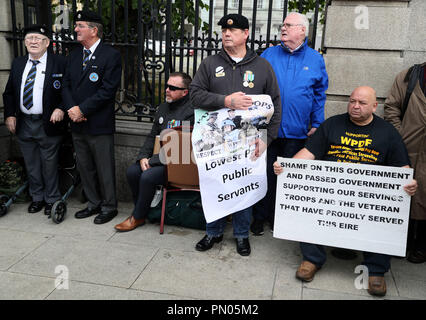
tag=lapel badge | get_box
[89,72,99,82]
[53,80,61,89]
[215,66,225,77]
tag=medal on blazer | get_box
[243,70,254,88]
[89,72,99,82]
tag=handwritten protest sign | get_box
[192,95,274,223]
[273,157,413,256]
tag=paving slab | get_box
[110,221,209,253]
[0,271,54,300]
[9,235,158,288]
[131,248,276,300]
[219,231,302,265]
[272,263,303,300]
[1,199,425,301]
[47,281,191,300]
[390,258,426,282]
[392,278,426,300]
[0,228,52,271]
[0,202,121,241]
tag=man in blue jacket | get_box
[252,12,329,235]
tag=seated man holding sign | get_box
[190,13,281,256]
[273,86,417,296]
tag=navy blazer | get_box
[2,52,67,136]
[62,41,122,135]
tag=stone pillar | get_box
[323,0,426,118]
[0,0,17,163]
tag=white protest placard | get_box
[273,157,413,256]
[192,95,274,223]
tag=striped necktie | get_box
[22,60,40,110]
[82,49,91,70]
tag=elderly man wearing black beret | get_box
[62,10,122,225]
[3,25,66,216]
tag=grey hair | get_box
[287,12,309,37]
[88,22,103,38]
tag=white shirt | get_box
[20,51,47,115]
[83,38,101,61]
[230,56,243,63]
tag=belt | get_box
[21,113,43,120]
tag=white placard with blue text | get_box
[273,157,413,256]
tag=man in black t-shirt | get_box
[273,86,418,297]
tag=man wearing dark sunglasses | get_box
[114,72,194,232]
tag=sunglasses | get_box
[166,84,186,91]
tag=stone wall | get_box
[114,120,152,201]
[323,0,426,118]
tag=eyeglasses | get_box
[74,23,93,29]
[281,23,303,29]
[166,84,186,91]
[25,36,47,42]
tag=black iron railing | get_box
[7,0,326,122]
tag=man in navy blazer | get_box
[62,10,122,224]
[3,24,66,216]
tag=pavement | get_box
[0,196,425,301]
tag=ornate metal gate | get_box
[7,0,326,122]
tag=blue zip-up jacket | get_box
[261,38,328,139]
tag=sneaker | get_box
[150,186,163,208]
[250,219,264,236]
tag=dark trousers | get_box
[17,116,62,203]
[126,162,165,219]
[300,242,391,276]
[252,138,306,222]
[408,219,426,251]
[72,132,117,212]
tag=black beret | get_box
[75,10,103,25]
[218,14,249,30]
[24,24,51,38]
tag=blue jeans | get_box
[300,242,391,276]
[252,138,306,222]
[206,207,252,239]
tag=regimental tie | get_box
[82,49,91,70]
[22,60,40,110]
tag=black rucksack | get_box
[400,63,424,120]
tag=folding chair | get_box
[160,127,200,234]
